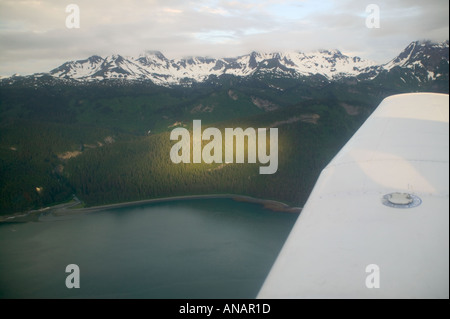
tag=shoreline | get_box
[0,194,302,222]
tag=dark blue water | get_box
[0,198,298,298]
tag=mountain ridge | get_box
[2,40,448,87]
[48,49,378,85]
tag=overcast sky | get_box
[0,0,448,76]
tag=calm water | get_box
[0,198,298,299]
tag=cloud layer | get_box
[0,0,448,75]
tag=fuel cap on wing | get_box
[382,192,422,209]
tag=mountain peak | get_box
[87,55,103,62]
[384,40,449,72]
[319,49,343,56]
[141,50,167,60]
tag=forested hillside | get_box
[0,71,447,215]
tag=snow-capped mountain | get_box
[49,49,379,86]
[5,40,449,87]
[383,40,449,81]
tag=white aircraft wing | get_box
[258,93,449,299]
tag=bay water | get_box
[0,198,298,298]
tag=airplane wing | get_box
[258,93,449,299]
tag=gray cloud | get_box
[0,0,448,75]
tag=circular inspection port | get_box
[382,192,422,209]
